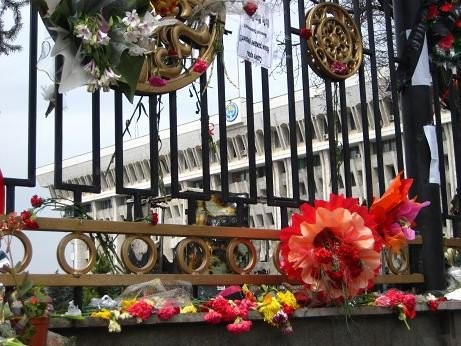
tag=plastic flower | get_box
[30,195,43,208]
[226,319,252,334]
[370,173,429,252]
[279,194,381,301]
[192,58,208,73]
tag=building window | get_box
[266,213,275,225]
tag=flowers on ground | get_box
[374,289,416,329]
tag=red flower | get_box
[243,0,258,16]
[151,212,159,225]
[299,27,312,39]
[282,303,295,316]
[20,209,39,230]
[426,4,439,20]
[313,247,333,264]
[148,75,168,87]
[226,319,252,334]
[29,296,38,305]
[440,2,453,12]
[330,61,348,75]
[456,19,461,28]
[30,195,44,208]
[127,300,154,321]
[168,49,178,57]
[427,297,446,311]
[157,305,180,320]
[203,310,222,324]
[438,34,455,50]
[192,58,208,73]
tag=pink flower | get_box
[157,305,180,320]
[226,319,252,334]
[192,58,208,73]
[30,195,44,208]
[203,310,222,324]
[148,75,168,87]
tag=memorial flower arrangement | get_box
[278,173,429,304]
[426,0,461,68]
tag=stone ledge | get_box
[49,301,461,329]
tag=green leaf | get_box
[115,52,144,102]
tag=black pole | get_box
[394,0,445,290]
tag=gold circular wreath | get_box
[0,230,32,273]
[225,238,256,274]
[176,237,211,274]
[121,235,158,274]
[304,2,363,80]
[136,0,226,95]
[57,233,96,275]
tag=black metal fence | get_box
[2,0,461,290]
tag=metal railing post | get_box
[394,0,445,290]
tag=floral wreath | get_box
[33,0,227,101]
[426,0,461,68]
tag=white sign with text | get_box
[237,3,273,69]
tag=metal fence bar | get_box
[325,81,338,194]
[200,74,211,194]
[339,82,352,197]
[217,51,229,200]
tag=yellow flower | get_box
[180,304,197,314]
[276,291,299,309]
[91,309,112,320]
[257,294,281,324]
[121,299,137,311]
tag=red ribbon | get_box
[0,169,5,215]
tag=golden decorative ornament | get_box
[0,230,32,273]
[57,233,96,275]
[121,235,158,274]
[136,0,226,95]
[226,238,256,274]
[385,247,410,275]
[304,2,363,80]
[176,237,210,274]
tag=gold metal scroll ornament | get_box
[136,0,226,94]
[304,2,363,80]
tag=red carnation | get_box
[157,305,180,320]
[30,195,44,208]
[243,0,258,16]
[313,247,333,264]
[192,58,208,73]
[151,211,159,225]
[203,310,222,324]
[226,319,252,334]
[299,27,312,39]
[427,4,439,20]
[440,2,453,12]
[127,300,154,321]
[438,34,455,50]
